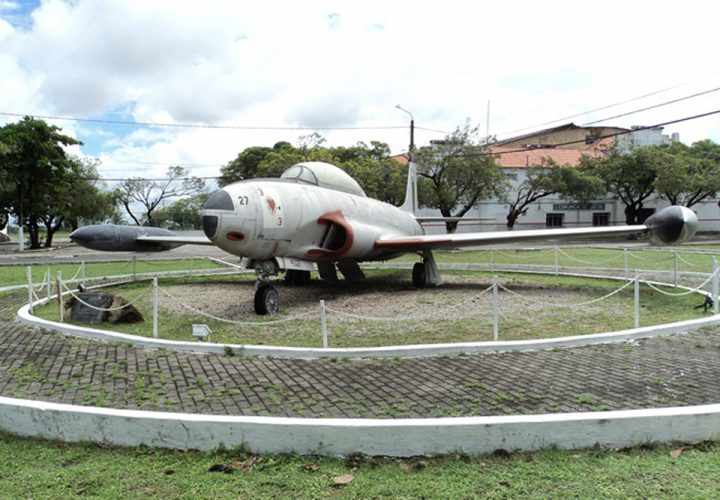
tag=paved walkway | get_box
[1,291,719,418]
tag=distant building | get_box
[392,123,719,234]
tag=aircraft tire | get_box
[412,262,426,288]
[254,283,280,315]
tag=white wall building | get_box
[403,124,719,234]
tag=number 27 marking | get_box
[238,196,249,206]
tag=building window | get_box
[592,212,610,226]
[546,213,564,227]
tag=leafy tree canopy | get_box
[415,121,505,232]
[501,160,603,229]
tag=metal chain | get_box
[497,279,635,308]
[158,287,316,325]
[325,285,494,322]
[641,270,718,297]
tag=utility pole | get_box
[395,104,415,160]
[486,99,491,143]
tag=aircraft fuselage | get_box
[202,179,423,263]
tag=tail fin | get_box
[400,160,418,214]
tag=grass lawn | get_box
[1,432,719,498]
[0,258,225,288]
[398,245,720,273]
[33,270,708,348]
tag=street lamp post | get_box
[395,105,415,161]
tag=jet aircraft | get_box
[70,161,699,314]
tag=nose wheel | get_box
[254,282,280,315]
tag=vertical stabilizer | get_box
[400,161,419,215]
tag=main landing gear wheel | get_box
[412,262,426,288]
[254,283,280,315]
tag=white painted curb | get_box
[1,395,719,455]
[16,269,720,359]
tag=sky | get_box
[1,0,720,185]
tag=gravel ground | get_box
[160,273,623,323]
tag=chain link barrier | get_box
[496,279,636,309]
[158,287,316,326]
[640,269,719,297]
[324,284,494,323]
[555,247,625,266]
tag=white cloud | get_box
[0,1,19,11]
[0,0,718,178]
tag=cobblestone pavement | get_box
[1,291,720,418]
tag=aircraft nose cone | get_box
[69,227,90,244]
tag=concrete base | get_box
[1,396,720,456]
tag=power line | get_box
[78,108,720,180]
[495,84,682,137]
[0,111,414,131]
[457,108,720,159]
[83,176,221,182]
[581,85,720,126]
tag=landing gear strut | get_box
[252,260,281,315]
[412,250,442,288]
[284,269,311,285]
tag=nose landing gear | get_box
[254,282,280,315]
[253,259,281,315]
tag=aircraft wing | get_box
[136,235,214,246]
[375,225,648,251]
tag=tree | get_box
[0,117,81,248]
[654,140,720,207]
[502,160,603,229]
[62,157,119,231]
[579,147,659,225]
[153,193,209,229]
[220,137,407,205]
[415,122,506,232]
[114,166,206,226]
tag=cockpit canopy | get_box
[280,161,366,197]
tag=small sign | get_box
[192,324,212,341]
[553,202,605,211]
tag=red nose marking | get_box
[226,231,244,241]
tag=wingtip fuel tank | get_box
[70,225,183,252]
[645,205,698,245]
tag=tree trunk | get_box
[624,203,642,225]
[27,216,41,249]
[506,209,520,229]
[44,221,53,248]
[445,220,459,233]
[44,217,64,248]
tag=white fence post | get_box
[623,247,629,275]
[57,271,64,323]
[80,261,86,281]
[490,249,495,272]
[634,276,640,329]
[554,245,559,275]
[673,250,678,288]
[320,299,329,348]
[132,256,137,282]
[26,266,33,314]
[713,257,719,315]
[46,267,52,301]
[152,277,159,339]
[492,277,499,341]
